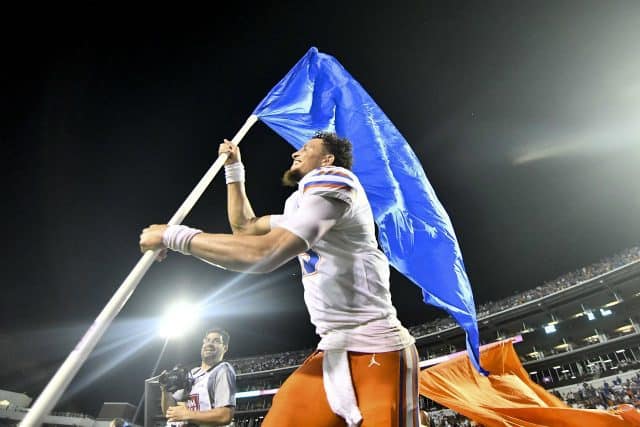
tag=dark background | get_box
[1,0,639,417]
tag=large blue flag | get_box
[252,47,487,374]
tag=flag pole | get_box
[20,114,259,427]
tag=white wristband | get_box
[224,162,245,184]
[162,225,203,255]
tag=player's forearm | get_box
[189,229,305,273]
[226,182,259,235]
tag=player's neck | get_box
[201,357,222,371]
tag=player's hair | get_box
[313,131,353,170]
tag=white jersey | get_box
[272,166,414,353]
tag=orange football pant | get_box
[262,345,419,427]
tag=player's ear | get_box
[323,153,335,166]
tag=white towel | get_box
[322,350,362,427]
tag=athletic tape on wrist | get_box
[224,162,245,184]
[162,225,203,255]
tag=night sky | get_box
[2,1,640,417]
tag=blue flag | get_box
[252,47,487,375]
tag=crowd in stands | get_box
[409,246,640,337]
[426,411,477,427]
[232,349,313,374]
[558,372,640,410]
[228,246,640,375]
[235,397,272,412]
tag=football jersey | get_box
[272,166,414,352]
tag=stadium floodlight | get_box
[585,310,596,321]
[158,300,202,338]
[544,324,557,334]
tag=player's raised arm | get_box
[219,140,272,236]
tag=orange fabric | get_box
[263,348,419,427]
[613,404,640,424]
[419,340,638,427]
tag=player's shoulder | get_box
[217,361,236,375]
[299,166,359,204]
[300,166,359,189]
[304,166,357,182]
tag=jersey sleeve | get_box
[270,214,285,229]
[300,167,357,205]
[271,195,347,248]
[211,363,237,408]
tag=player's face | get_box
[289,138,332,177]
[201,332,226,361]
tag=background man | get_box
[160,328,236,427]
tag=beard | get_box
[202,349,220,365]
[282,168,303,187]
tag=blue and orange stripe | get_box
[313,168,355,181]
[303,180,354,193]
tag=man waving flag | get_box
[252,47,487,375]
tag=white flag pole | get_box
[20,114,259,427]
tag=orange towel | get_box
[419,340,638,426]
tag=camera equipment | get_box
[158,365,193,393]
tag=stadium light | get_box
[615,324,634,333]
[599,308,613,317]
[544,324,557,334]
[583,334,600,343]
[603,293,623,307]
[574,304,595,320]
[527,349,543,359]
[158,300,202,338]
[520,322,534,334]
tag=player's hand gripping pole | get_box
[20,115,259,427]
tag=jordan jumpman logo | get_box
[368,354,381,367]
